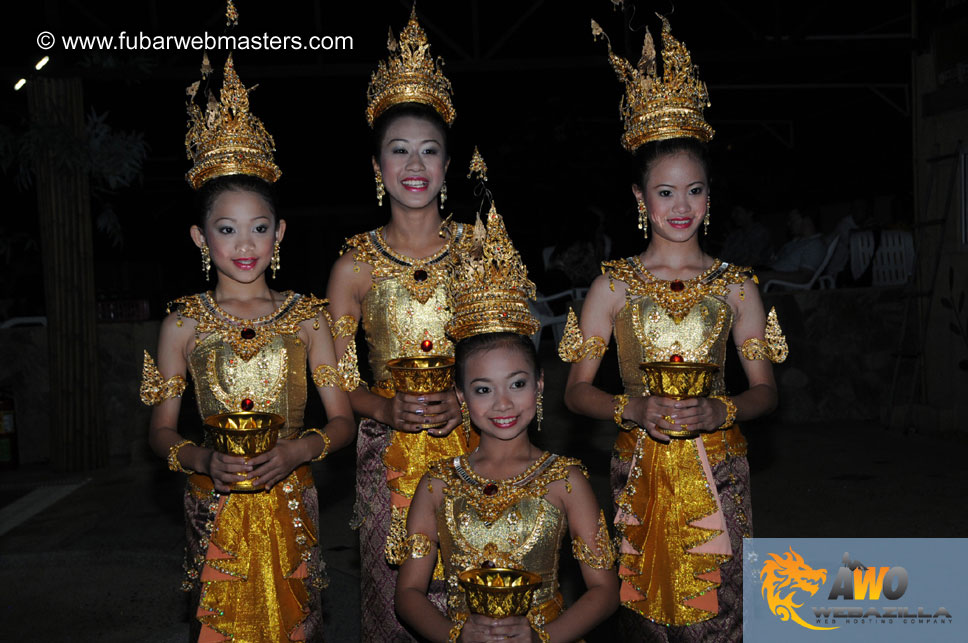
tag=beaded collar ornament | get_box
[184,54,281,189]
[445,151,540,341]
[168,291,328,361]
[591,15,714,151]
[366,4,456,127]
[445,452,582,525]
[602,258,753,323]
[341,221,465,305]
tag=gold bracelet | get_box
[710,395,737,430]
[613,394,636,431]
[300,428,331,462]
[527,612,551,642]
[167,439,196,474]
[448,613,467,642]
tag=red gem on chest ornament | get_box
[483,483,498,496]
[420,339,433,352]
[240,328,256,340]
[669,280,685,292]
[413,269,428,282]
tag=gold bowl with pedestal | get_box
[458,568,543,618]
[639,360,719,439]
[386,356,455,430]
[203,411,284,491]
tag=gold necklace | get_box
[343,222,464,304]
[171,291,325,361]
[451,452,556,525]
[622,257,728,323]
[205,290,296,326]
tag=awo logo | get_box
[760,547,836,630]
[759,547,953,632]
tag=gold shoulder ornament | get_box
[140,350,187,406]
[572,510,617,570]
[313,340,365,392]
[740,307,789,363]
[558,308,607,363]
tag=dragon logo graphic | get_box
[760,547,838,631]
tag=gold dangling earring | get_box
[374,167,385,207]
[460,401,470,431]
[704,195,711,237]
[636,198,648,238]
[439,181,447,209]
[201,244,211,281]
[536,392,543,432]
[270,241,281,279]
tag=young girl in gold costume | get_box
[142,54,356,642]
[561,17,788,641]
[395,159,620,642]
[324,7,476,640]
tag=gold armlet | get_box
[141,351,186,406]
[331,314,358,338]
[404,533,432,560]
[558,308,608,363]
[613,394,636,431]
[527,611,551,643]
[313,341,364,392]
[448,613,467,643]
[299,428,331,461]
[740,307,788,363]
[710,396,737,430]
[168,439,196,474]
[572,510,617,570]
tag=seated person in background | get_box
[719,205,772,267]
[758,208,826,284]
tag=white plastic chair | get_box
[850,230,875,281]
[763,236,840,292]
[872,231,915,287]
[528,288,588,347]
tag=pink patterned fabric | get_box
[354,418,447,642]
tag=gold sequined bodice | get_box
[344,224,464,384]
[172,292,328,439]
[429,453,581,617]
[361,279,453,383]
[604,258,751,397]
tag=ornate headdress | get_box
[185,54,281,189]
[446,149,539,341]
[592,15,714,151]
[365,4,456,127]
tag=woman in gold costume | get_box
[395,172,620,643]
[324,7,475,641]
[142,55,356,642]
[561,17,788,641]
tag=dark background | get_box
[0,0,927,316]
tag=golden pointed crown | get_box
[592,15,713,151]
[446,152,539,342]
[185,54,281,189]
[366,4,456,127]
